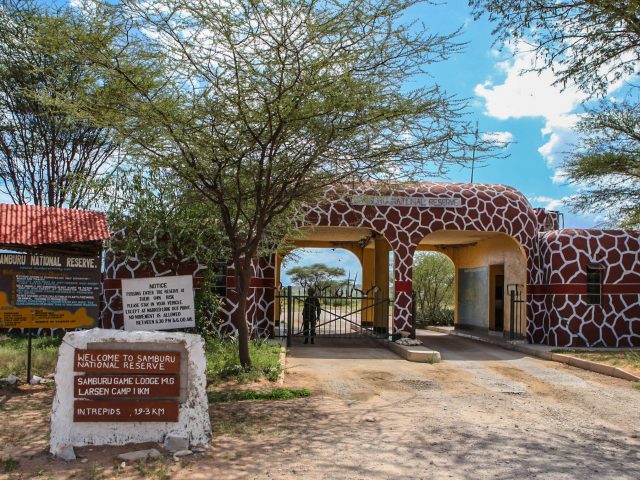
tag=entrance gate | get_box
[274,286,391,346]
[508,284,526,340]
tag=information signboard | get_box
[0,252,101,329]
[73,348,181,423]
[122,275,196,331]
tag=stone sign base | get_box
[50,329,211,459]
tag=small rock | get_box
[395,338,423,346]
[120,462,126,469]
[365,416,376,423]
[30,375,43,385]
[116,448,162,462]
[631,434,638,439]
[58,445,76,461]
[164,432,189,452]
[5,374,18,385]
[173,456,180,463]
[174,450,192,457]
[81,458,88,464]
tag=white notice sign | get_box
[122,276,196,331]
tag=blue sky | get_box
[283,0,632,283]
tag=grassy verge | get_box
[552,349,640,373]
[208,387,310,403]
[0,334,62,379]
[0,333,283,385]
[205,337,282,383]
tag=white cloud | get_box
[550,168,569,185]
[530,195,569,211]
[481,131,514,144]
[475,42,636,177]
[474,44,587,122]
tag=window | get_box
[586,263,604,305]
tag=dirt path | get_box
[2,333,639,479]
[241,333,639,480]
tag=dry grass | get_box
[554,349,640,376]
[0,334,62,379]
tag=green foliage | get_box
[470,0,640,96]
[0,334,62,379]
[208,387,310,403]
[285,263,346,289]
[71,0,503,366]
[413,252,454,325]
[470,1,640,228]
[0,0,129,208]
[564,99,640,228]
[1,457,19,473]
[106,167,226,270]
[205,338,281,383]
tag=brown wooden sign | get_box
[74,374,180,399]
[73,399,179,422]
[74,349,181,374]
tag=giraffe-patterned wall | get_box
[101,182,640,346]
[533,230,640,346]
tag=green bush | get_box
[205,337,281,383]
[415,307,454,327]
[208,387,310,403]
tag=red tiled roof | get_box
[0,204,110,247]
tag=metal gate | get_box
[508,284,526,340]
[274,285,391,346]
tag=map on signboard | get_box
[0,252,101,329]
[122,275,196,331]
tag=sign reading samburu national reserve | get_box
[0,252,101,329]
[122,275,196,331]
[350,195,463,208]
[73,348,181,423]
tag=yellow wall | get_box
[417,233,527,333]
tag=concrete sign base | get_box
[50,329,211,458]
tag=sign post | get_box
[50,329,212,459]
[0,252,101,383]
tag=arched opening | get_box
[416,230,527,337]
[280,247,363,292]
[274,226,393,340]
[412,251,455,329]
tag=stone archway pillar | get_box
[374,235,390,331]
[391,243,416,334]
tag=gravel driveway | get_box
[208,332,640,480]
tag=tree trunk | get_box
[231,254,253,368]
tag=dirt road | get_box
[210,332,640,479]
[2,332,639,479]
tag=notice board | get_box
[0,252,101,329]
[122,275,196,331]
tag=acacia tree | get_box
[470,0,640,227]
[469,0,640,95]
[0,0,126,208]
[286,263,346,290]
[564,98,640,228]
[76,0,494,367]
